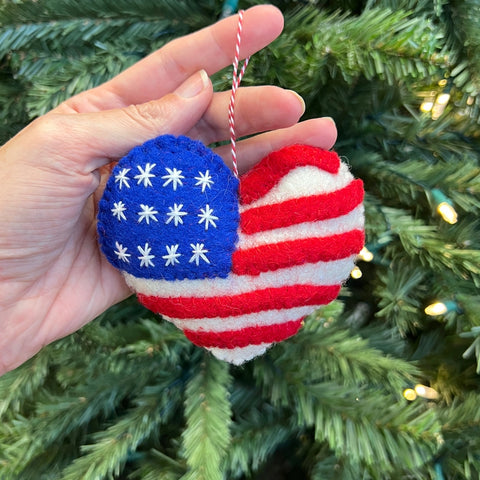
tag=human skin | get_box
[0,5,337,375]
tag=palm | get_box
[0,6,337,374]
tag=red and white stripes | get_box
[125,145,365,365]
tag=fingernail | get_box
[287,90,305,115]
[175,69,209,98]
[323,116,336,126]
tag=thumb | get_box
[28,70,213,174]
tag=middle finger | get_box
[186,86,305,145]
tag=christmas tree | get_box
[1,0,480,478]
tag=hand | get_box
[0,5,337,375]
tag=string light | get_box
[424,300,459,316]
[425,302,448,316]
[358,246,374,262]
[431,79,452,120]
[435,92,451,105]
[420,100,434,113]
[403,385,439,401]
[419,79,451,119]
[350,266,363,279]
[403,388,417,401]
[420,95,435,113]
[437,202,458,224]
[431,189,458,224]
[431,96,450,119]
[414,384,439,400]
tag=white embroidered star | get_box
[189,243,210,266]
[134,163,156,187]
[194,170,214,192]
[115,168,131,189]
[111,201,127,221]
[165,203,188,227]
[198,204,219,231]
[137,204,158,224]
[162,244,181,266]
[114,241,131,263]
[161,167,185,190]
[137,243,155,267]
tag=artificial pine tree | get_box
[1,0,480,478]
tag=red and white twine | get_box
[228,9,250,178]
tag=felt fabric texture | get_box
[232,230,365,276]
[239,144,340,205]
[167,305,325,332]
[97,135,365,365]
[97,135,239,281]
[137,284,341,319]
[123,256,358,297]
[240,180,364,234]
[183,320,303,349]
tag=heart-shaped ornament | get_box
[97,135,364,365]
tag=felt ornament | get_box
[97,134,365,365]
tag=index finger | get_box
[62,5,284,113]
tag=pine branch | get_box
[461,326,480,373]
[310,449,341,480]
[440,0,480,94]
[381,206,480,281]
[289,381,439,475]
[0,0,213,24]
[181,353,232,480]
[253,350,441,476]
[59,380,182,480]
[374,264,428,336]
[0,0,215,125]
[0,348,50,418]
[0,18,186,60]
[129,449,186,480]
[224,404,292,479]
[272,314,419,391]
[0,62,29,142]
[258,6,444,96]
[437,392,480,478]
[3,357,164,475]
[358,155,480,215]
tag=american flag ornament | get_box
[97,134,365,365]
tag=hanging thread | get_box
[228,9,250,178]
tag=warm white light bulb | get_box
[359,246,374,262]
[414,384,439,400]
[350,266,362,279]
[403,388,417,401]
[436,93,451,105]
[437,202,458,224]
[420,100,434,113]
[425,302,448,316]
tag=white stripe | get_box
[166,304,320,332]
[239,163,354,212]
[123,255,357,298]
[237,205,364,250]
[207,343,271,365]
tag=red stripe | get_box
[184,319,303,348]
[137,284,341,319]
[240,179,364,235]
[240,146,341,205]
[232,229,364,276]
